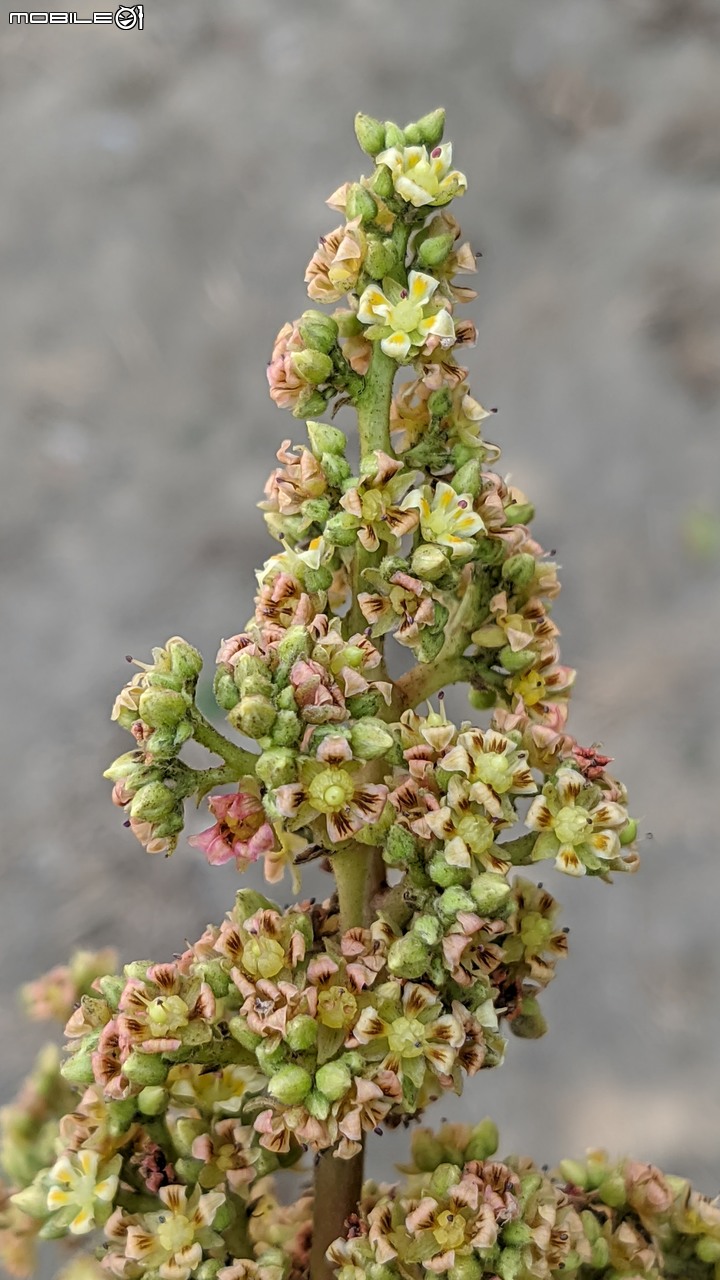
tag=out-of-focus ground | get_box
[1,0,719,1213]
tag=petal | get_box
[526,797,554,831]
[47,1188,73,1210]
[95,1175,119,1203]
[408,271,438,306]
[395,175,434,207]
[439,745,472,776]
[556,846,586,876]
[69,1208,95,1236]
[586,830,620,860]
[273,784,306,818]
[381,330,412,361]
[556,769,584,805]
[592,801,628,828]
[357,286,390,325]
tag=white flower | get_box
[402,481,486,557]
[376,144,467,208]
[357,272,455,362]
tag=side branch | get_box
[189,708,258,777]
[393,655,477,713]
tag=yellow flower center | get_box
[512,670,546,706]
[554,805,590,846]
[241,936,286,979]
[474,753,511,793]
[457,814,494,855]
[387,1015,426,1058]
[389,296,423,333]
[157,1213,194,1255]
[147,995,189,1033]
[318,987,357,1029]
[433,1210,466,1251]
[308,767,354,815]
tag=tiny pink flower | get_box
[189,791,275,870]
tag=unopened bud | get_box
[590,1239,610,1269]
[501,553,536,589]
[137,1085,168,1116]
[123,1051,168,1086]
[620,817,638,846]
[103,751,142,783]
[354,113,386,156]
[502,1222,532,1248]
[364,237,397,280]
[285,1014,318,1052]
[254,747,295,789]
[464,1117,499,1162]
[697,1238,720,1264]
[11,1181,49,1220]
[315,1061,352,1102]
[323,453,352,487]
[384,824,418,866]
[129,782,179,824]
[598,1173,627,1208]
[451,461,483,498]
[429,1163,462,1197]
[229,694,276,740]
[345,690,381,718]
[499,645,535,673]
[298,310,339,354]
[416,108,446,146]
[291,349,333,386]
[106,1098,139,1135]
[468,689,497,712]
[437,886,476,921]
[418,233,455,269]
[293,388,327,419]
[350,718,394,761]
[214,669,240,711]
[388,933,430,980]
[411,543,449,581]
[325,512,361,547]
[470,873,512,916]
[412,914,441,946]
[307,420,346,458]
[372,166,394,200]
[166,638,203,682]
[138,688,189,730]
[509,995,547,1040]
[384,121,405,148]
[60,1049,95,1086]
[448,1261,483,1280]
[504,501,535,527]
[428,854,467,887]
[428,387,453,419]
[411,1128,446,1172]
[346,183,377,225]
[268,1064,312,1105]
[270,709,301,748]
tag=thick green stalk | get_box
[393,655,477,712]
[190,708,258,777]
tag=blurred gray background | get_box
[1,0,719,1208]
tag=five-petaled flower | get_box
[189,790,276,870]
[376,143,467,208]
[45,1149,121,1235]
[357,272,456,361]
[402,480,486,558]
[526,768,629,876]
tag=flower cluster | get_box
[1,107,686,1280]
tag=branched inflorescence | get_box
[1,110,715,1280]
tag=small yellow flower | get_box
[376,143,467,208]
[357,272,455,362]
[46,1149,121,1235]
[526,768,628,876]
[402,481,486,557]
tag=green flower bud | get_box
[428,854,468,887]
[168,639,203,682]
[298,310,339,354]
[448,1261,483,1280]
[470,873,512,916]
[412,914,441,946]
[129,782,179,824]
[451,460,483,499]
[464,1117,499,1162]
[256,1042,287,1075]
[416,107,446,146]
[322,453,352,487]
[196,1262,224,1280]
[137,1086,168,1116]
[315,1062,352,1102]
[590,1239,609,1268]
[228,694,276,740]
[234,888,277,920]
[255,747,296,789]
[103,751,143,782]
[410,543,449,581]
[350,719,394,761]
[268,1065,312,1106]
[175,1156,204,1184]
[214,669,240,711]
[499,645,535,674]
[346,183,377,225]
[227,1016,261,1052]
[11,1180,50,1220]
[418,233,455,269]
[697,1237,720,1264]
[384,824,418,867]
[364,237,398,280]
[137,688,189,730]
[388,933,431,980]
[123,1051,168,1086]
[502,1221,532,1248]
[384,121,405,148]
[291,349,333,386]
[174,1117,207,1156]
[303,497,331,527]
[497,1247,522,1280]
[151,810,185,841]
[372,166,394,200]
[620,817,638,846]
[503,501,535,527]
[501,553,536,589]
[285,1014,318,1052]
[146,723,192,759]
[307,420,346,457]
[411,1128,446,1172]
[271,709,302,747]
[402,122,423,146]
[304,564,334,593]
[96,975,125,1006]
[417,628,446,663]
[579,1208,600,1241]
[294,388,329,419]
[325,512,361,547]
[345,690,381,719]
[508,995,547,1040]
[468,689,497,712]
[437,885,477,921]
[429,1163,462,1197]
[428,388,453,420]
[354,112,386,156]
[598,1173,627,1208]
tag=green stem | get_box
[393,655,477,712]
[310,1150,363,1280]
[190,709,258,777]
